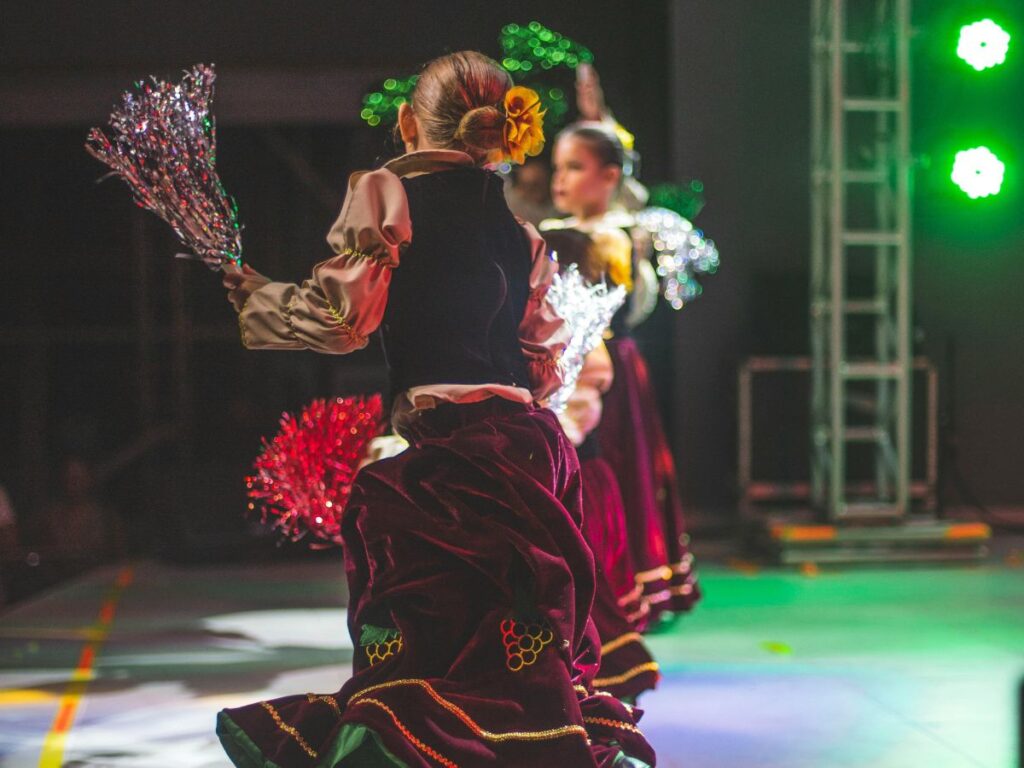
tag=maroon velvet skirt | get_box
[217,398,655,768]
[598,336,701,627]
[580,456,659,701]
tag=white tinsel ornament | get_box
[634,206,719,310]
[547,264,627,415]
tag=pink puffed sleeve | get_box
[518,221,569,401]
[238,168,412,353]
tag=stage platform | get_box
[0,554,1020,767]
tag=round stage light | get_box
[957,19,1011,71]
[951,146,1005,199]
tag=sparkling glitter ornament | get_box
[547,264,626,414]
[85,64,243,270]
[634,206,720,310]
[246,395,384,547]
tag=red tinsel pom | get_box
[246,395,384,547]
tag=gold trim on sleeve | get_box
[324,301,368,347]
[341,247,397,268]
[237,296,251,348]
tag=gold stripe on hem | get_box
[260,701,317,758]
[582,716,645,736]
[635,556,695,584]
[306,693,341,716]
[600,632,645,656]
[349,678,589,744]
[352,698,457,768]
[592,662,661,689]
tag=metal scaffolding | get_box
[810,0,914,520]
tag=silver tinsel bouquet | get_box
[547,264,627,414]
[86,64,242,270]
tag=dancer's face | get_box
[551,135,621,219]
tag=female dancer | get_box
[542,117,700,630]
[218,52,654,767]
[543,228,659,702]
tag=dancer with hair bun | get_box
[216,51,654,768]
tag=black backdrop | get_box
[1,2,1021,554]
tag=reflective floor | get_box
[0,554,1020,767]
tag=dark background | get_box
[1,1,1021,569]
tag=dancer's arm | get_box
[558,341,613,445]
[518,221,570,401]
[229,168,411,353]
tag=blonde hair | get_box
[407,51,512,161]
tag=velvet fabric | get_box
[598,337,701,627]
[217,398,655,767]
[581,457,658,700]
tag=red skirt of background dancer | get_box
[598,336,700,628]
[217,399,655,768]
[579,456,659,700]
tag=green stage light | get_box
[951,146,1005,198]
[957,19,1011,71]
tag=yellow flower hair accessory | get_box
[493,86,546,165]
[610,120,635,153]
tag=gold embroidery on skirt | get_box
[364,634,404,666]
[500,619,554,672]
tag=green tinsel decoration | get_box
[648,180,707,221]
[500,21,594,131]
[360,75,418,128]
[359,22,594,132]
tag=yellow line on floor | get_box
[37,565,134,768]
[0,690,57,706]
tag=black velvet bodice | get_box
[379,168,533,398]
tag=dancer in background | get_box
[542,68,700,629]
[505,157,559,226]
[218,51,654,768]
[544,228,659,702]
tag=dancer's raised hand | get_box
[223,263,270,311]
[576,63,607,121]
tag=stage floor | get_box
[0,555,1020,767]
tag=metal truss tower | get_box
[810,0,913,520]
